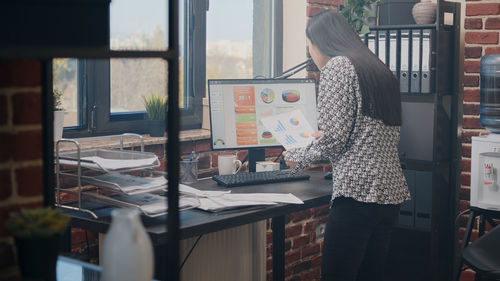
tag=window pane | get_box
[206,0,253,81]
[110,0,167,51]
[110,58,169,113]
[53,58,78,127]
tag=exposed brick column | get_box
[305,0,343,83]
[460,1,500,280]
[0,60,44,280]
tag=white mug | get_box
[218,155,242,175]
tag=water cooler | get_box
[471,54,500,210]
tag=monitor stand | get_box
[248,148,266,172]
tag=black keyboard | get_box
[212,170,310,187]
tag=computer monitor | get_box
[208,78,318,171]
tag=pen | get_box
[181,151,195,181]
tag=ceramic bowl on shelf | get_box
[412,0,437,25]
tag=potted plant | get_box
[53,88,65,141]
[6,207,70,280]
[341,0,380,36]
[143,92,168,137]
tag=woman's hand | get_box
[312,130,324,139]
[282,151,297,168]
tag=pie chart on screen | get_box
[290,117,299,126]
[260,88,275,104]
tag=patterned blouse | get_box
[285,56,410,205]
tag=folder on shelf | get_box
[368,33,396,73]
[400,33,409,93]
[389,32,397,75]
[410,32,431,94]
[366,30,431,94]
[421,32,431,93]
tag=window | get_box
[53,0,281,137]
[206,0,282,81]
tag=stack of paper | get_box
[177,185,304,212]
[81,156,158,171]
[107,193,199,216]
[88,173,167,194]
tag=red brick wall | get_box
[460,2,500,280]
[0,60,44,280]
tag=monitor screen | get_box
[208,78,318,150]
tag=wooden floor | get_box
[385,227,432,281]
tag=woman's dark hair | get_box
[306,10,401,126]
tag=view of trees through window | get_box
[206,0,253,86]
[53,58,78,127]
[53,0,259,129]
[53,0,180,128]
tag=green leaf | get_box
[53,88,64,111]
[340,0,376,35]
[360,25,371,36]
[142,92,168,121]
[5,207,70,238]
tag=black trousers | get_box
[321,197,400,281]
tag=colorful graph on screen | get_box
[275,120,286,132]
[284,134,298,145]
[290,117,299,126]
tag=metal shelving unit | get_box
[54,134,180,218]
[364,1,462,281]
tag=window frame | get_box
[62,0,205,138]
[60,0,283,138]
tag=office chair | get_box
[462,224,500,281]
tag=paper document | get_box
[261,109,316,150]
[83,156,157,171]
[91,173,166,194]
[107,193,199,215]
[164,185,304,212]
[178,184,230,197]
[61,156,158,171]
[196,192,304,212]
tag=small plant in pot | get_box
[53,88,65,141]
[143,92,168,137]
[6,207,70,280]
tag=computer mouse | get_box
[324,172,332,180]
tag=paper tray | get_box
[57,149,160,172]
[82,192,199,218]
[60,172,167,195]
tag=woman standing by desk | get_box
[284,11,410,281]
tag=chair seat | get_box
[462,225,500,279]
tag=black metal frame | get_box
[33,1,181,280]
[364,2,461,281]
[166,2,181,281]
[454,207,500,281]
[58,0,205,138]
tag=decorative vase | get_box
[101,208,154,281]
[412,0,437,24]
[54,110,65,141]
[148,119,166,137]
[15,234,61,280]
